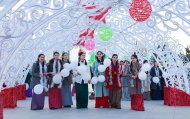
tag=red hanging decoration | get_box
[102,18,106,24]
[96,8,104,13]
[80,41,86,47]
[79,28,90,38]
[88,29,95,38]
[89,6,112,21]
[129,0,152,22]
[82,4,96,9]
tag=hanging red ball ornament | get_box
[129,0,152,22]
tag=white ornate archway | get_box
[0,0,190,93]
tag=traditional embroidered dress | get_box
[150,66,164,100]
[47,59,63,109]
[31,62,47,110]
[127,63,141,95]
[61,60,73,107]
[106,62,123,109]
[122,65,130,100]
[73,61,91,109]
[127,63,145,111]
[92,61,109,108]
[141,71,151,100]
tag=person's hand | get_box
[50,72,56,76]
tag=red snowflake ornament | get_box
[129,0,152,22]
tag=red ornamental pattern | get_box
[131,94,145,111]
[129,0,152,22]
[2,87,17,108]
[16,84,26,100]
[164,87,190,106]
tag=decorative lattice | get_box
[0,0,189,94]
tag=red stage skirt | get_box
[16,84,26,100]
[164,87,190,106]
[49,87,62,109]
[131,94,145,111]
[0,92,3,119]
[2,87,17,108]
[95,96,109,108]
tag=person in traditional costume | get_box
[141,60,151,100]
[61,52,73,108]
[127,54,142,95]
[25,65,32,97]
[89,66,95,100]
[73,51,91,109]
[31,54,48,110]
[47,52,63,109]
[121,60,130,101]
[92,51,109,108]
[24,64,32,87]
[106,54,123,109]
[150,61,164,100]
[127,54,146,111]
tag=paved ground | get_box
[4,97,190,119]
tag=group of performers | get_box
[30,50,165,110]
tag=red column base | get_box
[164,86,190,106]
[131,94,145,111]
[0,92,4,119]
[16,84,26,100]
[2,87,17,108]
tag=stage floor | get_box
[4,97,190,119]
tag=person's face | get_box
[39,55,45,63]
[97,52,103,60]
[112,55,118,62]
[154,62,158,67]
[63,53,68,60]
[54,53,60,60]
[120,61,124,65]
[124,61,128,66]
[80,54,86,61]
[131,56,137,63]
